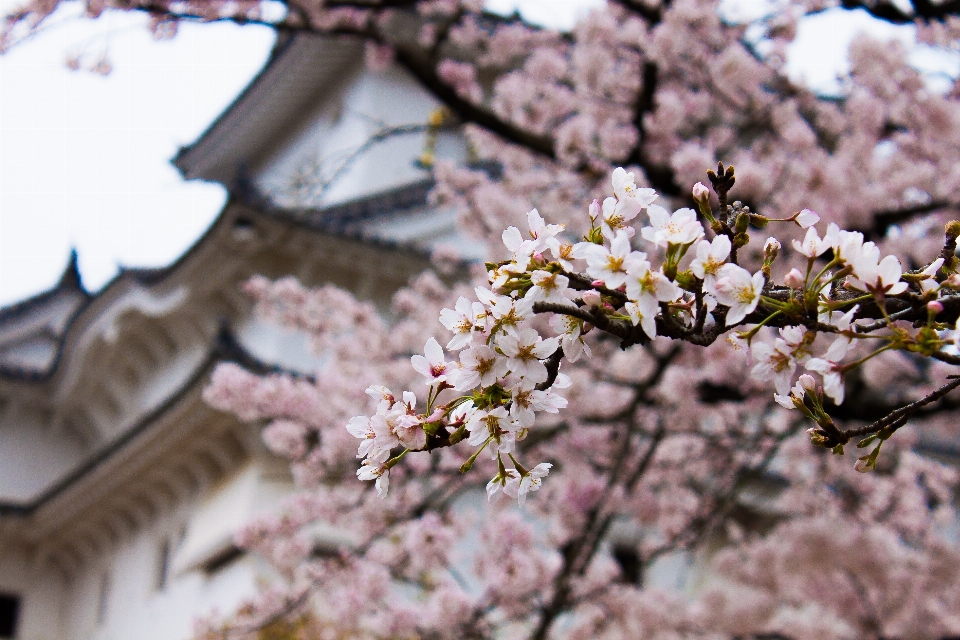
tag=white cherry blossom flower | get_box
[774,374,816,409]
[504,462,552,506]
[712,264,765,325]
[524,208,565,253]
[346,415,381,459]
[490,294,535,336]
[625,300,658,339]
[488,257,530,289]
[546,236,576,270]
[467,406,522,456]
[601,187,650,240]
[792,226,831,259]
[357,449,391,498]
[440,296,487,350]
[526,270,572,304]
[919,258,945,294]
[509,379,568,427]
[453,345,509,390]
[365,385,395,410]
[640,205,704,248]
[572,231,645,289]
[805,357,845,404]
[550,314,591,362]
[751,338,798,395]
[502,225,534,257]
[690,235,731,292]
[851,249,908,296]
[486,473,508,502]
[612,167,657,206]
[411,337,453,386]
[497,328,560,383]
[625,259,681,313]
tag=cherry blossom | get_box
[410,337,453,386]
[572,230,644,289]
[640,205,704,248]
[712,264,765,325]
[690,234,731,291]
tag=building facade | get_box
[0,33,475,640]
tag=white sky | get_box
[0,0,956,305]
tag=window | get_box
[156,539,171,591]
[96,573,110,626]
[0,593,20,639]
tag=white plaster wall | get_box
[44,463,290,640]
[255,65,466,209]
[0,413,87,503]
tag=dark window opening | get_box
[0,593,20,639]
[611,545,643,585]
[156,539,171,591]
[96,573,110,626]
[202,545,244,575]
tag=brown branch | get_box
[838,0,960,24]
[840,376,960,440]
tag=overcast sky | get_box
[0,0,953,305]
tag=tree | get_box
[7,0,960,638]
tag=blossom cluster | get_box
[348,166,960,500]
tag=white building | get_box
[0,33,476,640]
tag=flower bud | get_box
[927,300,944,317]
[943,273,960,290]
[763,237,780,259]
[734,212,750,234]
[854,454,877,473]
[581,290,602,307]
[588,199,601,222]
[794,209,820,229]
[692,182,710,200]
[784,268,804,289]
[946,220,960,240]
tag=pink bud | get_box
[581,291,602,307]
[692,182,709,200]
[588,199,601,220]
[533,251,544,262]
[784,268,804,289]
[927,301,944,316]
[591,280,605,287]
